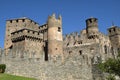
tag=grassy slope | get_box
[0,74,36,80]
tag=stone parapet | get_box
[11,28,43,42]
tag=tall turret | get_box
[86,17,99,39]
[108,26,120,51]
[47,14,63,60]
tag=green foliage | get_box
[0,64,6,73]
[98,58,120,75]
[106,74,116,80]
[98,51,120,79]
[0,74,36,80]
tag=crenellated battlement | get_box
[2,14,120,80]
[108,26,120,48]
[48,13,62,21]
[6,17,39,26]
[86,17,98,27]
[108,26,120,36]
[11,28,43,42]
[47,14,62,28]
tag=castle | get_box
[4,14,63,61]
[1,14,120,80]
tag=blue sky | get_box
[0,0,120,48]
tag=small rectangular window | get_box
[22,19,25,22]
[104,45,107,54]
[109,30,111,33]
[58,27,61,32]
[113,28,115,32]
[79,50,82,55]
[16,20,18,23]
[33,31,35,34]
[38,33,39,35]
[69,51,72,54]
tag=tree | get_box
[98,52,120,80]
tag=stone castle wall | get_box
[0,49,104,80]
[2,15,120,80]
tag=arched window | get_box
[104,45,107,54]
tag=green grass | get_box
[0,73,36,80]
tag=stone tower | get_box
[47,14,63,60]
[4,17,39,55]
[4,18,26,55]
[108,26,120,51]
[86,17,99,39]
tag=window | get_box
[109,29,111,33]
[67,43,69,46]
[79,50,82,55]
[111,47,114,56]
[33,31,35,34]
[113,28,115,32]
[22,19,25,22]
[16,20,18,23]
[89,19,92,23]
[104,45,107,54]
[58,27,61,32]
[69,51,72,54]
[10,20,12,23]
[38,33,39,35]
[118,48,120,52]
[78,41,82,44]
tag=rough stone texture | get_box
[108,26,120,48]
[47,14,63,57]
[2,14,120,80]
[1,51,95,80]
[4,17,39,55]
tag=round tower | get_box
[47,14,63,60]
[86,17,99,39]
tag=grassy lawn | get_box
[0,73,36,80]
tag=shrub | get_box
[0,64,6,73]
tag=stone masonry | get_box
[1,14,120,80]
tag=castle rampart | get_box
[1,14,120,80]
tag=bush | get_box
[0,64,6,73]
[106,74,116,80]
